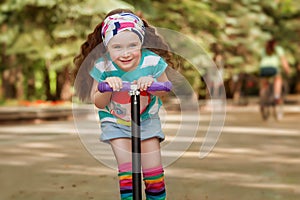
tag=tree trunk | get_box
[1,69,16,99]
[15,65,24,100]
[44,60,53,100]
[26,69,35,100]
[55,70,63,100]
[1,40,16,100]
[58,66,72,101]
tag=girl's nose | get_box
[122,48,130,57]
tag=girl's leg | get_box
[110,138,133,200]
[141,138,166,200]
[274,74,283,102]
[259,78,268,104]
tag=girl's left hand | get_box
[136,76,154,91]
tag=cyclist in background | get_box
[259,38,291,105]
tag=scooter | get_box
[98,81,172,200]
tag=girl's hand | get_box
[105,77,123,91]
[136,76,154,91]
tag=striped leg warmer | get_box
[118,162,133,200]
[143,165,166,200]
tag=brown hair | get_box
[72,9,176,102]
[265,38,276,56]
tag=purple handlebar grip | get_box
[98,81,172,92]
[97,82,130,92]
[147,81,172,91]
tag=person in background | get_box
[259,38,291,104]
[206,43,225,100]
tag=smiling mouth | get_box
[121,59,132,63]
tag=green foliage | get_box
[0,0,132,100]
[1,0,132,67]
[0,0,299,101]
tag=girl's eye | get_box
[129,43,138,48]
[113,45,121,49]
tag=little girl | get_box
[73,8,176,200]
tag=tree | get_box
[0,0,132,102]
[125,0,300,96]
[1,0,300,103]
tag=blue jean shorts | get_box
[100,115,165,143]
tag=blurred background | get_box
[1,0,299,106]
[1,1,300,200]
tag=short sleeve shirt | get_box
[90,49,168,124]
[259,46,285,69]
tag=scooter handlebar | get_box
[98,81,172,93]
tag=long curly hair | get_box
[73,8,176,102]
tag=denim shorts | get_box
[100,115,165,143]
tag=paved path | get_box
[0,102,300,200]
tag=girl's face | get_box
[107,31,142,72]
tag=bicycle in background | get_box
[259,76,289,121]
[258,38,292,121]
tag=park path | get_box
[0,102,300,200]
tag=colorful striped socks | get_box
[143,165,166,200]
[118,162,133,200]
[118,163,166,200]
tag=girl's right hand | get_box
[105,77,123,91]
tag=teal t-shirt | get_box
[259,46,285,69]
[90,49,168,125]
